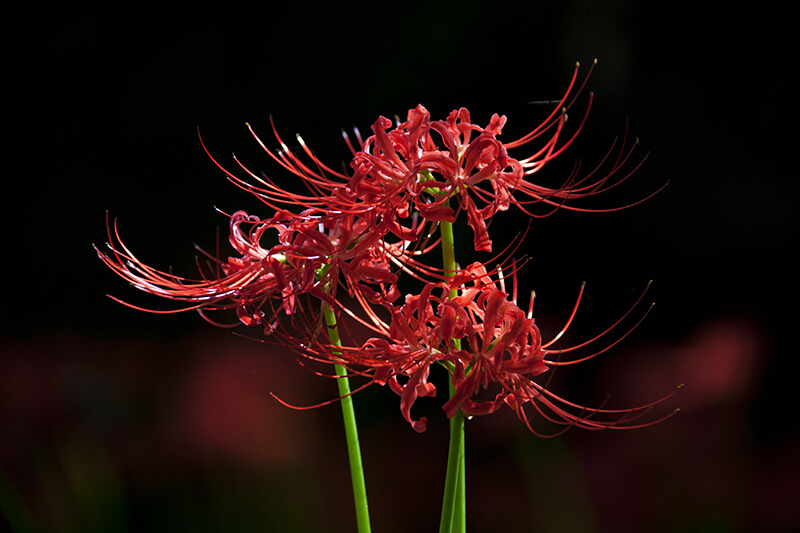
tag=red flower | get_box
[345,61,662,253]
[196,62,658,258]
[292,282,451,432]
[304,261,677,435]
[348,105,519,251]
[97,211,308,331]
[440,263,679,435]
[96,204,407,335]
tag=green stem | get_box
[323,303,371,533]
[438,219,467,533]
[440,383,465,533]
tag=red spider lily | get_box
[201,117,423,244]
[301,261,678,435]
[96,211,314,331]
[349,104,527,252]
[199,61,658,255]
[270,281,449,432]
[346,61,662,253]
[96,206,408,334]
[440,263,680,436]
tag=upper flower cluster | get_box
[97,61,677,434]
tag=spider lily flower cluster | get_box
[98,61,676,435]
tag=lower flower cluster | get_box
[98,63,677,434]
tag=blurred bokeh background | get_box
[5,1,798,531]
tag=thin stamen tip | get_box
[677,383,685,389]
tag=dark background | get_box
[4,1,798,532]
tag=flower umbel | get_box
[345,61,660,253]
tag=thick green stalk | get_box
[438,219,467,533]
[440,382,465,533]
[323,303,371,533]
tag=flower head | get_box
[299,260,677,435]
[342,61,659,253]
[439,263,679,435]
